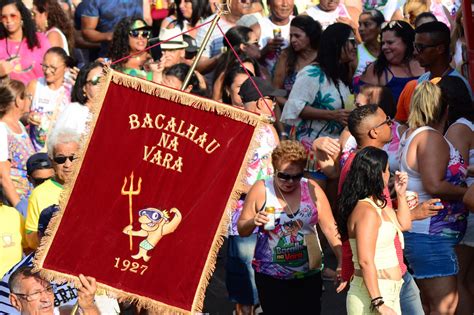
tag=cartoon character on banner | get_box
[123,207,182,262]
[121,172,182,262]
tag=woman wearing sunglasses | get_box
[53,61,104,137]
[238,140,342,314]
[108,17,160,82]
[0,79,35,217]
[0,0,51,84]
[25,46,73,151]
[338,146,411,314]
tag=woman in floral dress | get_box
[281,23,356,176]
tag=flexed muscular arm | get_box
[162,208,182,235]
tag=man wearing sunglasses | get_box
[396,21,473,122]
[24,128,81,250]
[414,21,473,99]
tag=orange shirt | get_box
[395,79,417,123]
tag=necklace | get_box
[5,37,22,60]
[274,178,302,229]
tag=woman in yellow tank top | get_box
[338,146,412,314]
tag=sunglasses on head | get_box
[53,155,77,164]
[129,29,151,38]
[276,171,304,182]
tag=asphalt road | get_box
[202,238,347,315]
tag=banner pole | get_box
[180,2,229,90]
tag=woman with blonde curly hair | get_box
[238,140,342,314]
[399,81,468,314]
[31,0,74,55]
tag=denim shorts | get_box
[404,232,460,279]
[225,235,259,305]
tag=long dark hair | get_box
[438,76,474,124]
[337,146,388,239]
[222,66,253,105]
[213,26,253,83]
[108,17,145,69]
[0,0,40,49]
[373,20,415,78]
[220,53,260,101]
[164,63,205,96]
[33,0,74,52]
[286,15,321,75]
[173,0,212,29]
[316,22,352,87]
[71,61,103,104]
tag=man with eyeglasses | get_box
[24,128,81,250]
[396,21,473,122]
[8,266,100,315]
[1,206,120,314]
[334,105,427,314]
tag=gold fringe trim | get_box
[191,120,265,311]
[33,66,115,273]
[110,70,262,126]
[33,68,268,314]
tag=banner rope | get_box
[110,16,274,119]
[216,23,275,118]
[111,17,215,65]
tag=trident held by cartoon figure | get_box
[121,172,142,251]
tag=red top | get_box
[339,152,407,281]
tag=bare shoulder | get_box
[360,63,380,85]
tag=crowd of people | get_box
[0,0,473,314]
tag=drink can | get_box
[406,191,419,210]
[273,28,281,38]
[264,206,275,230]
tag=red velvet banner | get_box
[34,70,261,313]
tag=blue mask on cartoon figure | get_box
[139,208,163,222]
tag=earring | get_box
[45,20,48,29]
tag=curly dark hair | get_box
[33,0,75,53]
[71,61,103,104]
[373,20,415,78]
[0,0,40,49]
[286,15,322,76]
[108,16,146,69]
[337,146,388,239]
[316,23,353,87]
[173,0,212,29]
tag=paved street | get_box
[203,238,347,315]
